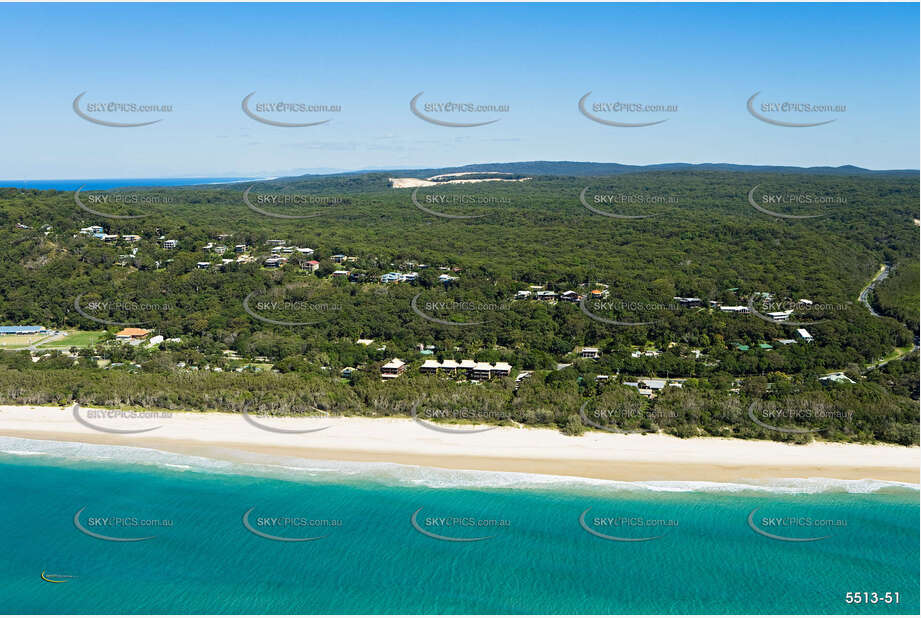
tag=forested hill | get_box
[219,161,920,191]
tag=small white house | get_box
[765,310,793,322]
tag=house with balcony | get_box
[380,358,406,379]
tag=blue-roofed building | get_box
[0,325,47,335]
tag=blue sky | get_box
[0,2,918,178]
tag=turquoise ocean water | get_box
[0,437,917,614]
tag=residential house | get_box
[640,379,668,391]
[331,254,347,264]
[196,262,211,269]
[674,296,702,307]
[579,347,601,359]
[380,358,406,379]
[622,378,677,398]
[419,359,441,374]
[266,239,286,246]
[234,244,247,253]
[515,290,531,300]
[302,260,320,273]
[420,360,514,381]
[491,362,512,377]
[162,239,178,250]
[719,305,750,314]
[121,234,141,242]
[765,310,793,322]
[380,272,417,283]
[115,328,150,341]
[560,290,581,303]
[796,328,814,343]
[471,362,494,381]
[264,256,287,268]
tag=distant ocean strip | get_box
[0,177,271,191]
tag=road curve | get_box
[857,263,918,370]
[858,263,889,317]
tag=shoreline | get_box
[1,405,918,484]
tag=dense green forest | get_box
[874,260,920,334]
[0,167,917,444]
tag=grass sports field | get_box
[36,331,106,348]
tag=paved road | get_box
[858,263,889,317]
[26,332,65,352]
[856,263,918,370]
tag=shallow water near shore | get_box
[1,438,918,614]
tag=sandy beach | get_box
[1,404,918,483]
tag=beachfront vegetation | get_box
[0,166,917,444]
